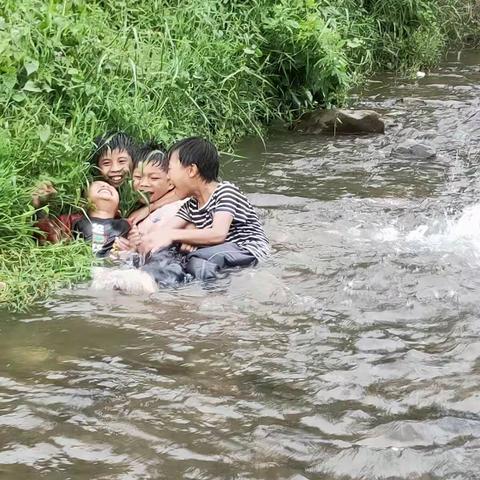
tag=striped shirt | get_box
[176,182,270,260]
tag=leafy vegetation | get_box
[0,0,478,310]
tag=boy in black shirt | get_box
[73,181,130,257]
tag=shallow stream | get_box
[1,50,480,479]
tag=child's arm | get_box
[141,212,233,253]
[35,213,83,244]
[32,181,57,209]
[128,195,180,226]
[139,216,193,253]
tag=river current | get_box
[1,50,480,479]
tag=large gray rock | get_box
[293,108,385,135]
[391,139,436,159]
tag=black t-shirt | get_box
[72,216,130,257]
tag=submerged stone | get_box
[391,139,437,159]
[293,108,385,135]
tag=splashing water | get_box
[374,203,480,260]
[91,266,158,294]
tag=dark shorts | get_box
[139,242,257,286]
[184,242,257,281]
[140,248,189,287]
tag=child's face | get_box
[98,148,133,187]
[167,150,194,198]
[133,162,173,204]
[88,181,120,210]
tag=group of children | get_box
[34,133,269,286]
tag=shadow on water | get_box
[2,50,480,479]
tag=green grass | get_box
[0,243,91,311]
[0,0,478,311]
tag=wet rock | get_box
[293,108,385,135]
[395,97,427,106]
[391,139,436,159]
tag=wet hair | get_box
[90,131,136,166]
[134,141,167,171]
[167,137,219,182]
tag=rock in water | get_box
[293,109,385,135]
[391,139,437,159]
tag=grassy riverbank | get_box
[0,0,478,310]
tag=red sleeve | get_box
[35,213,83,244]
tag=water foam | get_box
[375,203,480,259]
[91,267,158,294]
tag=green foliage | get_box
[0,129,91,311]
[261,0,351,112]
[0,242,91,311]
[0,0,478,310]
[360,0,442,71]
[0,133,33,245]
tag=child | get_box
[90,131,136,187]
[140,137,269,280]
[114,141,185,252]
[34,131,136,211]
[34,131,136,243]
[73,181,130,257]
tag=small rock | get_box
[416,71,426,78]
[293,108,385,135]
[391,139,436,159]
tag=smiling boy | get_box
[91,131,135,187]
[115,141,185,253]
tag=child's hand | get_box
[32,181,57,208]
[178,221,197,253]
[139,230,173,254]
[128,225,142,249]
[179,243,197,253]
[113,236,132,252]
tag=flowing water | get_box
[2,51,480,479]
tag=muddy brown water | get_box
[1,50,480,479]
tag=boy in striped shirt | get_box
[141,137,269,280]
